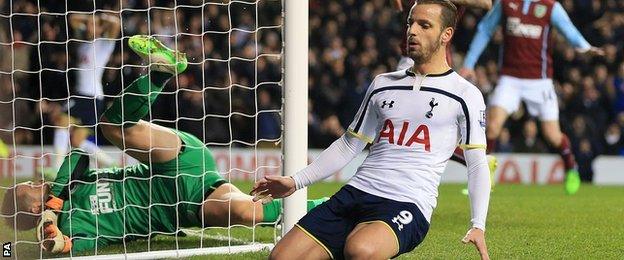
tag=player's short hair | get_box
[1,182,40,230]
[416,0,458,29]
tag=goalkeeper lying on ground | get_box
[1,35,325,255]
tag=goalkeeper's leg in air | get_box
[100,35,313,227]
[99,35,326,227]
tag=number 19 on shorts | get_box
[392,210,413,231]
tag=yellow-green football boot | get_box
[128,35,187,74]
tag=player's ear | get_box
[440,27,454,44]
[30,201,43,214]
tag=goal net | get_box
[0,0,307,258]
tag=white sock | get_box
[53,129,70,168]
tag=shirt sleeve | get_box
[550,2,591,51]
[50,150,147,199]
[347,78,379,143]
[68,234,116,254]
[70,237,97,253]
[464,148,491,230]
[50,150,90,199]
[292,133,367,189]
[463,0,503,69]
[58,217,97,253]
[458,86,487,150]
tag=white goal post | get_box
[282,0,309,235]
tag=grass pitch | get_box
[1,180,623,259]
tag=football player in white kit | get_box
[253,1,491,259]
[53,13,120,168]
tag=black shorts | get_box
[297,185,429,259]
[65,97,105,127]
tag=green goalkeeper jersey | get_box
[50,130,226,253]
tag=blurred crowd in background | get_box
[0,0,623,181]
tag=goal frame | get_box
[281,0,309,236]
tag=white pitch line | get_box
[180,229,253,244]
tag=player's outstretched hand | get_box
[38,210,72,254]
[459,68,477,82]
[251,175,296,203]
[461,227,489,260]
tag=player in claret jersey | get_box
[461,0,604,195]
[254,1,492,259]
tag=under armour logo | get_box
[425,98,438,118]
[381,100,394,108]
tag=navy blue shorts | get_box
[64,97,105,143]
[64,97,105,127]
[297,185,429,259]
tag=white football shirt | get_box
[75,40,116,99]
[347,68,487,222]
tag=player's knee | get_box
[69,129,87,148]
[201,199,251,226]
[100,123,121,141]
[540,125,562,146]
[344,240,376,260]
[229,203,252,223]
[201,201,227,226]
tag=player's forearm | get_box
[450,0,492,10]
[464,27,494,69]
[465,148,491,230]
[463,0,501,69]
[292,133,366,189]
[551,2,591,52]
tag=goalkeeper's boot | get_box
[564,169,581,195]
[128,35,188,75]
[487,155,498,190]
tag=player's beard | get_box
[409,33,443,65]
